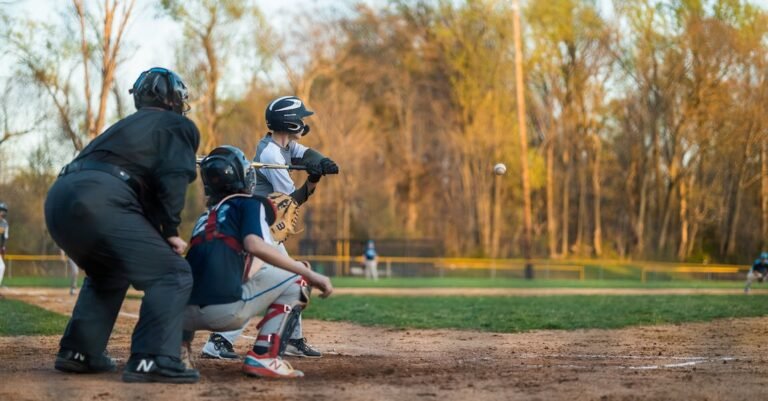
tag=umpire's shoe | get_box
[54,348,117,373]
[122,354,200,384]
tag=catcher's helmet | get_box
[129,67,189,114]
[0,202,7,213]
[761,252,768,260]
[200,146,256,197]
[265,96,314,136]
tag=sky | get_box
[2,0,768,172]
[0,0,378,173]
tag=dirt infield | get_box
[1,287,766,401]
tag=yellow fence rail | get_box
[2,254,749,282]
[640,266,741,283]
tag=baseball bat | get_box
[196,156,308,171]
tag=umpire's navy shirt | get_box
[186,197,266,306]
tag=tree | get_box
[4,0,135,150]
[161,0,274,153]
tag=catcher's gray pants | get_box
[45,171,193,359]
[183,264,300,333]
[212,242,305,346]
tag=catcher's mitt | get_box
[267,192,303,243]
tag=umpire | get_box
[45,67,200,383]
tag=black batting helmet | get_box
[129,67,190,114]
[199,146,256,198]
[265,96,314,136]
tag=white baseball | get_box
[493,163,507,176]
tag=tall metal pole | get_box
[512,0,534,278]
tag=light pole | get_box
[512,0,534,278]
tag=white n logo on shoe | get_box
[136,359,154,373]
[73,352,85,362]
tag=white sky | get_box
[0,0,373,173]
[1,0,767,173]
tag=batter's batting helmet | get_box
[265,96,314,136]
[129,67,189,114]
[200,146,256,198]
[0,202,7,213]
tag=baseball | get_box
[493,163,507,176]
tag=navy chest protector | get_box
[189,194,277,277]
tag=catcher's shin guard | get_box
[254,303,303,358]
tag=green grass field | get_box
[304,294,768,332]
[0,299,70,336]
[3,292,768,335]
[329,277,749,289]
[3,276,751,289]
[2,276,84,288]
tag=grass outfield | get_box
[329,277,749,289]
[2,276,84,288]
[304,294,768,332]
[2,275,752,289]
[0,299,70,336]
[2,293,768,334]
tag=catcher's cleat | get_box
[54,348,117,373]
[242,350,304,378]
[284,337,322,358]
[122,354,200,384]
[201,333,240,360]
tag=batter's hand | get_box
[166,236,188,255]
[307,270,333,299]
[320,158,339,175]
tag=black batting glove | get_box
[305,163,324,176]
[320,158,339,175]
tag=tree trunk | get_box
[491,174,503,258]
[762,139,768,250]
[560,150,571,256]
[591,138,602,257]
[575,153,588,251]
[657,188,674,253]
[546,139,558,257]
[677,175,688,260]
[727,177,744,256]
[74,0,94,137]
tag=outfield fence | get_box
[1,254,748,282]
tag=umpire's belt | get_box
[59,160,142,195]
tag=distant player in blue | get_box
[745,252,768,294]
[182,146,332,378]
[364,240,379,281]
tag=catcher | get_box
[201,96,338,360]
[182,145,333,378]
[745,252,768,294]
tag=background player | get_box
[183,145,333,378]
[60,250,79,296]
[201,96,339,360]
[363,240,379,281]
[745,252,768,294]
[0,202,8,287]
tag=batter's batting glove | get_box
[305,163,324,177]
[320,158,339,175]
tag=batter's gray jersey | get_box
[253,135,309,196]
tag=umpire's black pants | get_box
[44,171,192,359]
